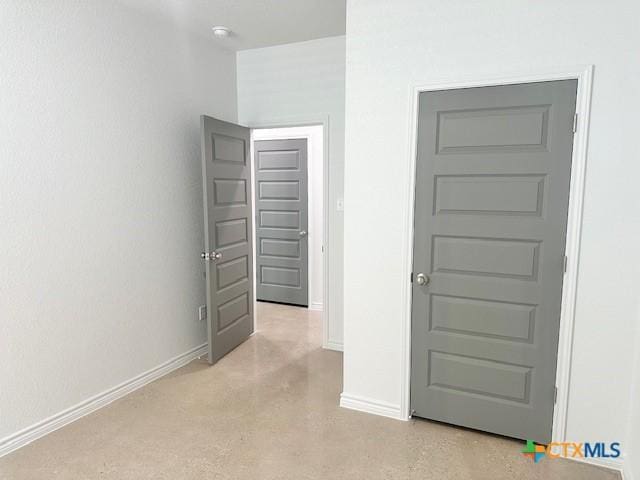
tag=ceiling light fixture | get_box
[212,26,231,38]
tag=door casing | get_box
[401,66,594,443]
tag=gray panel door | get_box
[201,116,254,364]
[254,139,308,306]
[410,80,577,443]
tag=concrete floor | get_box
[0,303,620,479]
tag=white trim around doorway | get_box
[399,66,595,444]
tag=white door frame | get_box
[400,65,594,442]
[246,115,333,351]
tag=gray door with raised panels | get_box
[201,116,254,364]
[254,139,308,307]
[410,80,577,443]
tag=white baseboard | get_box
[0,343,207,458]
[623,461,635,480]
[308,302,324,312]
[339,394,629,477]
[340,392,405,421]
[323,340,343,352]
[564,454,625,478]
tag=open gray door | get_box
[254,139,309,307]
[410,80,577,443]
[201,116,254,364]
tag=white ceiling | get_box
[119,0,346,51]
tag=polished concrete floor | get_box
[0,303,620,479]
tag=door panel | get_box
[201,116,254,364]
[254,139,308,306]
[410,80,577,443]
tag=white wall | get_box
[343,0,640,453]
[237,36,345,349]
[252,126,324,311]
[0,1,236,441]
[627,305,640,480]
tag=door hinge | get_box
[573,113,578,133]
[554,386,558,404]
[563,255,568,273]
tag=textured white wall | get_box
[0,1,237,440]
[343,0,640,451]
[237,36,345,348]
[252,126,325,311]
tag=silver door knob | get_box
[416,273,429,286]
[299,230,307,237]
[201,251,222,261]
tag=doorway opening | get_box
[200,117,331,365]
[250,125,326,336]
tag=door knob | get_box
[416,273,429,286]
[201,251,222,261]
[299,230,307,237]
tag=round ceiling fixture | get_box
[212,26,231,38]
